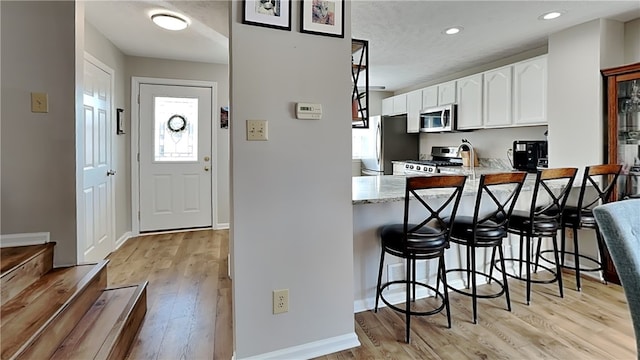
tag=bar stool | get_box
[374,175,466,343]
[502,167,577,305]
[540,164,622,290]
[445,172,527,324]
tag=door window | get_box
[154,96,199,162]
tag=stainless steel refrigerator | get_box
[358,115,419,175]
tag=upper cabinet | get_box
[406,90,422,133]
[483,65,513,128]
[438,80,457,105]
[384,54,548,132]
[513,55,547,126]
[456,73,483,130]
[382,93,407,116]
[422,85,438,109]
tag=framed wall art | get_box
[243,0,292,31]
[300,0,344,38]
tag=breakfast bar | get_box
[352,172,541,313]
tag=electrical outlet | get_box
[247,119,268,141]
[273,289,289,314]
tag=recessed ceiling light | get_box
[539,11,565,21]
[151,13,189,31]
[443,26,463,35]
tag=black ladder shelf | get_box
[352,39,369,128]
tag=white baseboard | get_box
[237,333,360,360]
[0,232,50,247]
[215,222,230,230]
[354,277,467,313]
[115,231,133,250]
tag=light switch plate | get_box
[247,120,268,141]
[31,92,49,113]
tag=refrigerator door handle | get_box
[376,123,381,164]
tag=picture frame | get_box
[300,0,344,38]
[116,108,125,135]
[220,107,229,129]
[243,0,291,31]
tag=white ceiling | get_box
[85,1,640,91]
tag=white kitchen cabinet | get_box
[406,90,422,133]
[483,65,513,128]
[382,94,408,116]
[382,97,393,116]
[393,94,407,115]
[455,73,483,130]
[513,55,547,126]
[438,80,457,105]
[422,85,438,109]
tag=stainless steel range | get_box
[403,146,463,175]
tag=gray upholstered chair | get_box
[593,199,640,359]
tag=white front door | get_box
[139,84,213,232]
[82,56,114,262]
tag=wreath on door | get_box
[167,114,187,133]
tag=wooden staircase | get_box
[0,243,147,360]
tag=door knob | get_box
[204,156,210,162]
[204,166,210,171]
[107,170,116,176]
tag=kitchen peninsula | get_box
[352,171,541,313]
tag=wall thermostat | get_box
[296,102,322,120]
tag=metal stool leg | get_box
[552,235,564,298]
[573,226,582,291]
[498,245,511,312]
[374,248,385,312]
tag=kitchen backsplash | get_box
[418,125,548,160]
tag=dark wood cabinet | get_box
[601,62,640,283]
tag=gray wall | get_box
[547,19,625,175]
[230,1,355,358]
[625,18,640,63]
[1,1,78,265]
[125,56,230,227]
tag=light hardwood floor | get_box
[106,229,232,360]
[107,230,635,360]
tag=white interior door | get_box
[82,57,114,262]
[139,84,213,232]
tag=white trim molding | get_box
[237,333,360,360]
[0,232,50,247]
[115,231,133,250]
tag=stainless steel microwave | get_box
[419,104,457,132]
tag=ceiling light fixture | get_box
[539,11,565,21]
[151,13,189,31]
[443,26,463,35]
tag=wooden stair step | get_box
[1,243,55,306]
[1,260,109,360]
[51,282,148,360]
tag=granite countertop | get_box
[353,169,540,205]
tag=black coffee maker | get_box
[513,140,548,172]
